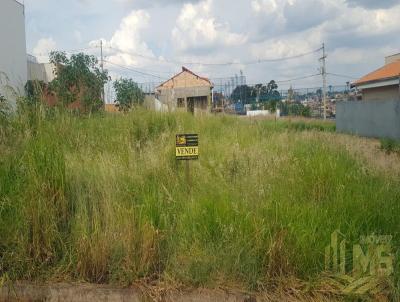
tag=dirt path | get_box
[0,282,345,302]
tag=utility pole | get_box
[320,43,328,120]
[100,40,105,106]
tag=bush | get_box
[49,51,108,113]
[113,78,144,111]
[25,80,46,105]
[0,94,11,139]
[380,138,400,154]
[0,93,10,118]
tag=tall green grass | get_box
[380,138,400,155]
[0,109,399,295]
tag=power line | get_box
[104,60,168,79]
[242,74,321,86]
[102,59,177,75]
[30,44,351,91]
[275,73,321,83]
[31,47,98,57]
[327,72,358,79]
[105,46,322,67]
[31,44,325,81]
[244,48,322,65]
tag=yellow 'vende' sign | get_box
[176,146,199,157]
[176,134,199,160]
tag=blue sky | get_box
[25,0,400,89]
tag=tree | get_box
[231,81,281,107]
[49,51,108,112]
[253,83,267,103]
[265,80,280,100]
[256,80,280,111]
[113,78,144,111]
[231,85,254,103]
[266,80,277,95]
[280,102,311,117]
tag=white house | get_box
[0,0,27,106]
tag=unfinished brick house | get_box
[155,67,213,114]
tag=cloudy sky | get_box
[25,0,400,89]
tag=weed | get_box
[0,109,398,299]
[380,138,400,155]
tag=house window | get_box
[177,98,185,107]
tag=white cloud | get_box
[32,37,57,63]
[110,10,152,54]
[246,26,323,84]
[91,10,156,67]
[249,0,339,39]
[323,4,400,37]
[27,0,400,86]
[352,7,400,36]
[251,0,280,14]
[251,33,321,60]
[171,0,247,53]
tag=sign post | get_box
[176,134,199,190]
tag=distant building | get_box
[155,67,213,114]
[27,55,55,83]
[353,54,400,102]
[0,0,27,106]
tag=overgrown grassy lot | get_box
[0,109,399,300]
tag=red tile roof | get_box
[354,60,400,86]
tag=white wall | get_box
[28,61,55,83]
[0,0,27,106]
[246,110,270,117]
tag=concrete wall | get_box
[336,100,400,139]
[362,85,399,102]
[0,0,27,106]
[28,61,55,83]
